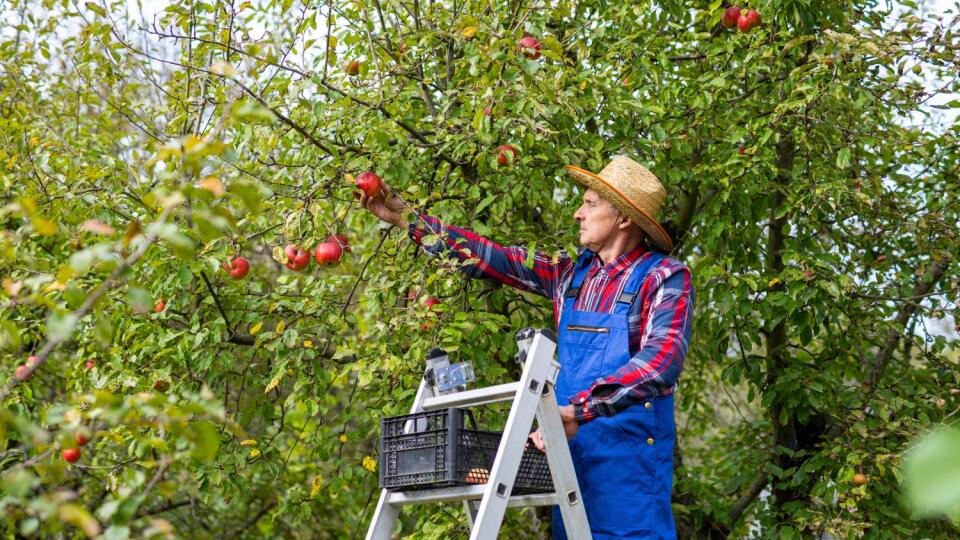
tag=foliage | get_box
[0,0,958,538]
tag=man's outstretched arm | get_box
[359,184,572,299]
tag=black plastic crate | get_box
[379,408,554,495]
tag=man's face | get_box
[573,189,622,251]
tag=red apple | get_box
[27,355,40,366]
[284,245,310,271]
[76,432,90,446]
[85,360,95,370]
[152,379,170,392]
[739,10,760,32]
[722,6,741,28]
[355,171,383,198]
[482,106,491,116]
[345,60,361,76]
[154,299,165,313]
[14,364,31,381]
[424,297,440,309]
[519,35,541,60]
[314,241,344,265]
[327,234,351,252]
[224,256,250,279]
[62,448,81,463]
[496,144,517,166]
[738,147,746,155]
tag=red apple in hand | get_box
[224,256,250,279]
[496,145,517,166]
[722,6,741,28]
[519,35,541,60]
[62,448,81,463]
[314,241,344,265]
[355,171,383,198]
[284,245,310,271]
[345,60,361,76]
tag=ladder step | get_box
[387,485,559,508]
[421,382,521,410]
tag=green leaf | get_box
[188,420,221,463]
[836,147,852,169]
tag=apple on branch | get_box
[722,6,741,28]
[314,240,343,266]
[284,245,311,271]
[224,256,250,279]
[496,145,518,166]
[519,35,541,60]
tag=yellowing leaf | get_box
[249,321,263,335]
[199,176,224,195]
[339,434,347,443]
[183,134,205,153]
[275,320,286,334]
[57,503,101,537]
[210,61,237,78]
[80,219,115,235]
[362,456,377,472]
[310,474,324,498]
[344,173,355,185]
[460,25,478,39]
[123,220,142,247]
[239,439,257,446]
[249,448,261,458]
[303,340,313,348]
[32,216,57,236]
[767,277,781,288]
[265,373,282,393]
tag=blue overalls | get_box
[552,250,677,540]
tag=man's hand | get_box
[357,181,408,228]
[559,405,579,440]
[528,406,580,453]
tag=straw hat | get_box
[564,155,673,253]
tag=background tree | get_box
[1,0,958,538]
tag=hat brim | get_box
[564,164,673,253]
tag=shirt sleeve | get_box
[407,213,572,300]
[570,264,694,423]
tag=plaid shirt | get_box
[408,214,694,424]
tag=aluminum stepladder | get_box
[366,328,593,539]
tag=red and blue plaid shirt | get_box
[408,214,694,424]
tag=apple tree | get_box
[1,0,958,538]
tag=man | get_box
[360,155,694,540]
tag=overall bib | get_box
[552,250,676,540]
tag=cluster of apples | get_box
[722,5,762,32]
[223,171,382,278]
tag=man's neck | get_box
[595,234,646,266]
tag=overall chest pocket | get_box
[558,323,610,385]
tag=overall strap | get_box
[563,250,596,303]
[615,251,666,307]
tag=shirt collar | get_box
[589,242,648,280]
